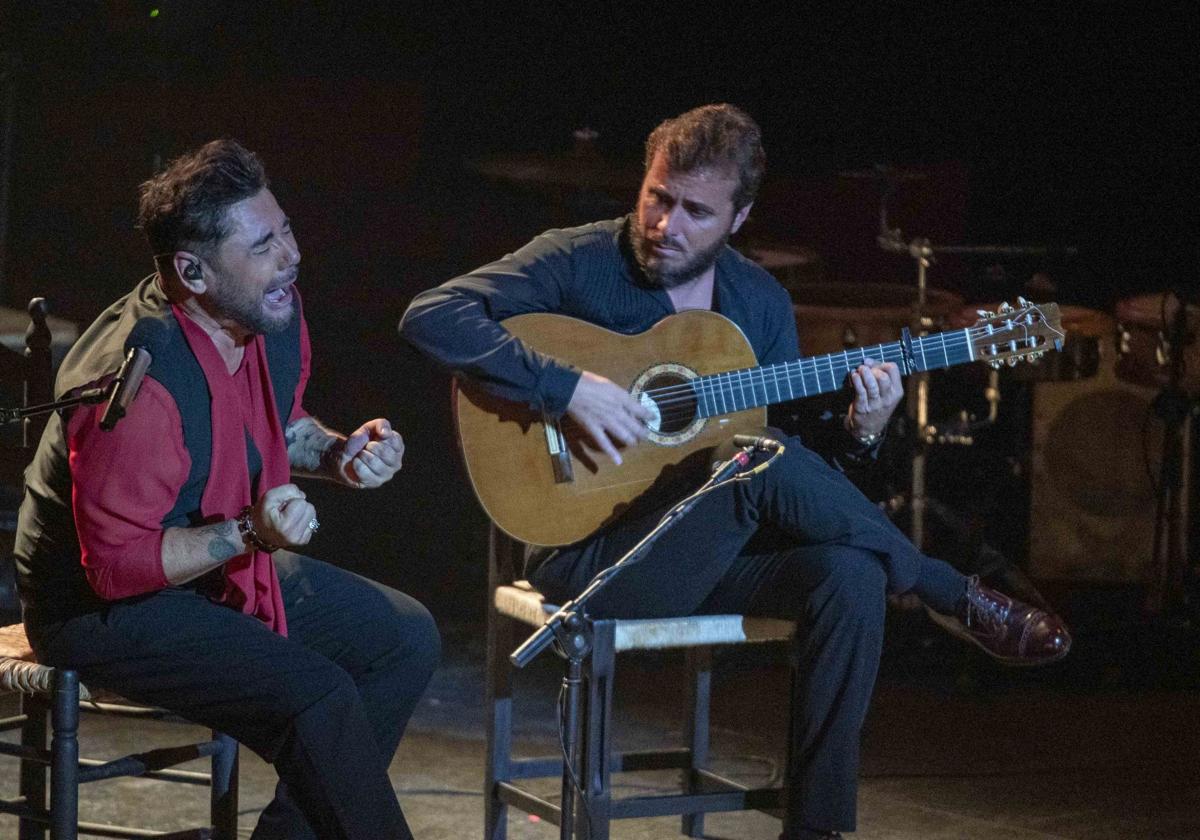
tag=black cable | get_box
[557,681,592,837]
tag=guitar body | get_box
[454,310,765,547]
[453,300,1065,547]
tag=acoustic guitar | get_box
[454,301,1063,547]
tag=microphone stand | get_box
[509,443,783,839]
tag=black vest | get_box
[147,310,302,528]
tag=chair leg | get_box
[485,608,515,840]
[580,622,616,840]
[48,669,79,840]
[209,731,239,840]
[18,694,48,840]
[682,646,713,838]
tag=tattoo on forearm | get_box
[285,416,339,472]
[206,520,242,562]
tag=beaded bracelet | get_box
[236,505,282,553]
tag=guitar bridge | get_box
[543,417,574,484]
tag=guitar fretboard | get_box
[690,328,974,417]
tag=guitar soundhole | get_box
[631,363,705,445]
[642,372,697,434]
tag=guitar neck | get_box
[691,327,974,417]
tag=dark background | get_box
[0,2,1195,624]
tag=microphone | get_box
[876,232,908,254]
[877,233,933,259]
[99,317,169,431]
[732,434,784,452]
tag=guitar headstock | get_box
[968,298,1065,368]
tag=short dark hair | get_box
[643,104,766,211]
[137,138,268,256]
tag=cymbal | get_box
[838,164,928,182]
[469,151,640,193]
[745,243,822,269]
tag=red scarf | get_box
[174,306,290,636]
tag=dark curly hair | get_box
[643,104,766,212]
[137,138,268,256]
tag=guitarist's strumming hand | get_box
[567,371,654,465]
[846,358,904,440]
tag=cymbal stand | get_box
[877,197,1075,549]
[1143,288,1199,619]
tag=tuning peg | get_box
[977,309,995,319]
[989,359,1003,369]
[998,301,1014,314]
[1017,296,1029,307]
[1007,356,1019,367]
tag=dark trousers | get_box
[23,552,441,840]
[531,436,965,835]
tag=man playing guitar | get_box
[401,104,1069,840]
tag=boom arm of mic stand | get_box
[0,385,110,425]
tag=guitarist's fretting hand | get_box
[567,371,654,465]
[846,357,904,439]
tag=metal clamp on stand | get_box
[509,434,784,840]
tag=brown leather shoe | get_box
[929,576,1072,666]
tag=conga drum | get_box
[791,282,964,357]
[1115,291,1200,394]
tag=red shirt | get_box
[66,315,311,605]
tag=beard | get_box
[630,217,730,289]
[207,274,294,335]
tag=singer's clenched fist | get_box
[328,418,405,488]
[254,483,318,547]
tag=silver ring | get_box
[307,518,320,533]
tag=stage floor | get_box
[2,613,1198,839]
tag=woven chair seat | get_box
[495,580,793,652]
[0,623,97,701]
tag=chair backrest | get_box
[488,524,524,592]
[22,296,53,448]
[0,297,54,623]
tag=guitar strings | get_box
[637,321,1057,425]
[642,332,965,405]
[643,319,1049,405]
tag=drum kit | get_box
[778,168,1199,617]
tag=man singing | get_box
[16,139,439,839]
[401,104,1069,839]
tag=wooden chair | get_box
[485,524,793,840]
[0,298,239,840]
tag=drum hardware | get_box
[875,177,1076,549]
[924,368,1002,447]
[1128,289,1200,619]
